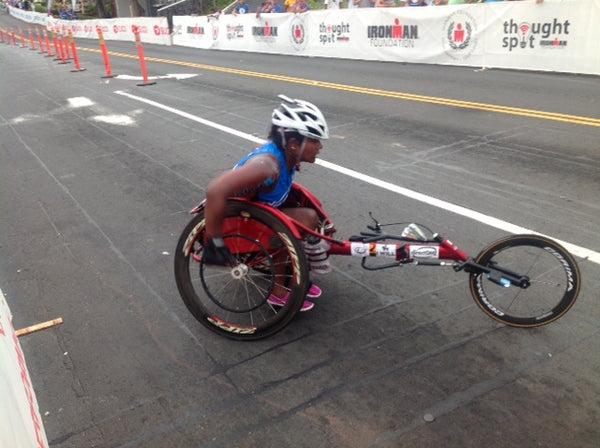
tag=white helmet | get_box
[272,94,329,140]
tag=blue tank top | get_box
[234,141,296,208]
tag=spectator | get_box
[256,0,272,17]
[403,0,428,5]
[352,0,375,7]
[284,0,296,11]
[483,0,545,2]
[291,0,311,13]
[271,0,284,12]
[376,0,396,7]
[326,0,341,8]
[208,7,222,19]
[232,0,250,15]
[256,0,282,17]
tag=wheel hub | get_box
[230,263,248,279]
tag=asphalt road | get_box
[1,13,599,448]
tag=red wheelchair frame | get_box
[174,183,580,340]
[243,183,470,265]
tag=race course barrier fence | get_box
[7,1,600,78]
[0,289,49,448]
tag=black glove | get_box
[202,238,235,266]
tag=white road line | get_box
[115,90,265,144]
[115,90,600,265]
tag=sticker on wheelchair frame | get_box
[372,243,397,258]
[350,242,370,257]
[351,243,397,258]
[409,245,440,259]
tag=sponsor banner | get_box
[173,1,599,75]
[46,17,171,45]
[8,5,47,25]
[479,1,600,74]
[304,9,432,60]
[0,289,49,448]
[8,1,597,74]
[173,14,293,52]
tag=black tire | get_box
[469,234,580,327]
[174,201,309,340]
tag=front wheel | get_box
[174,201,310,340]
[469,234,580,327]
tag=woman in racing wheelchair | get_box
[202,94,331,311]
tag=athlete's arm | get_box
[204,154,280,239]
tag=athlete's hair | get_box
[268,124,303,151]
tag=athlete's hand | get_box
[202,238,235,266]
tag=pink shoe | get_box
[307,284,322,298]
[267,292,314,312]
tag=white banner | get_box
[7,5,48,25]
[8,2,600,75]
[0,289,49,448]
[46,16,172,45]
[172,1,600,75]
[480,1,600,74]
